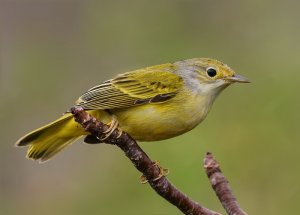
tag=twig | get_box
[204,153,248,215]
[70,106,247,215]
[70,106,220,215]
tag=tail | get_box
[16,113,87,162]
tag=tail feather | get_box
[16,113,86,162]
[27,137,81,162]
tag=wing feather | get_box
[75,63,183,110]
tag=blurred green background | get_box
[1,0,299,214]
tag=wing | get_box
[75,63,183,110]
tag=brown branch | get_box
[204,153,248,215]
[70,107,219,215]
[70,106,247,215]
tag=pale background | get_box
[0,1,299,214]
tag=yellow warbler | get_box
[16,58,249,162]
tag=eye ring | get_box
[206,67,217,78]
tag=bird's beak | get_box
[224,74,250,83]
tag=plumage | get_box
[76,64,183,110]
[16,58,249,162]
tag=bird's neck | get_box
[176,90,218,131]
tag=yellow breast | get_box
[111,90,214,141]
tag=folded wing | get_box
[76,63,183,110]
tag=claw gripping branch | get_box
[70,106,247,215]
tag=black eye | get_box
[206,68,217,77]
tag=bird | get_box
[16,58,249,162]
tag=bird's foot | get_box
[100,116,120,140]
[116,128,123,138]
[140,160,169,184]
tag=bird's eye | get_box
[206,67,217,77]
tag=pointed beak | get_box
[224,74,250,83]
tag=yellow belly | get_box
[111,94,212,141]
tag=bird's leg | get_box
[100,115,121,140]
[116,127,123,138]
[140,160,169,184]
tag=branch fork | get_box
[70,106,247,215]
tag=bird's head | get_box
[175,58,250,95]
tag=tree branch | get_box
[204,153,248,215]
[70,106,247,215]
